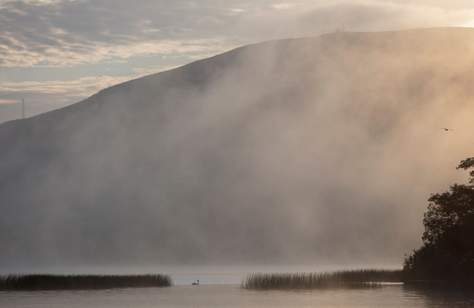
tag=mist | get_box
[1,28,474,271]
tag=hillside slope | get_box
[1,28,474,268]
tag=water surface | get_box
[1,285,473,308]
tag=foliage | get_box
[404,157,474,283]
[242,270,402,290]
[0,274,172,291]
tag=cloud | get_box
[0,75,137,97]
[2,0,474,124]
[0,0,241,68]
[2,0,474,68]
[271,3,295,10]
[0,99,18,105]
[2,0,474,69]
[0,38,233,68]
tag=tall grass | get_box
[0,274,172,291]
[242,270,403,290]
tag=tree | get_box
[404,157,474,283]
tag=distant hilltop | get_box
[1,28,474,268]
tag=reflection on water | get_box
[1,285,474,308]
[403,285,474,308]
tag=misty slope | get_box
[1,28,474,268]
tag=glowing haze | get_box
[1,2,474,272]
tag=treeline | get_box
[403,157,474,286]
[0,274,172,291]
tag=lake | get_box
[1,284,474,307]
[1,266,473,307]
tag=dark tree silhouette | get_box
[404,157,474,283]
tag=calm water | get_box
[1,267,473,307]
[1,285,474,308]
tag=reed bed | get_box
[0,274,172,291]
[242,269,403,290]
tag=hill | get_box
[1,28,474,268]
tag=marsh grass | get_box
[0,274,172,291]
[242,270,403,290]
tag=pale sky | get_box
[1,0,474,123]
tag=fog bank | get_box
[1,28,474,269]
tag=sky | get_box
[1,0,474,123]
